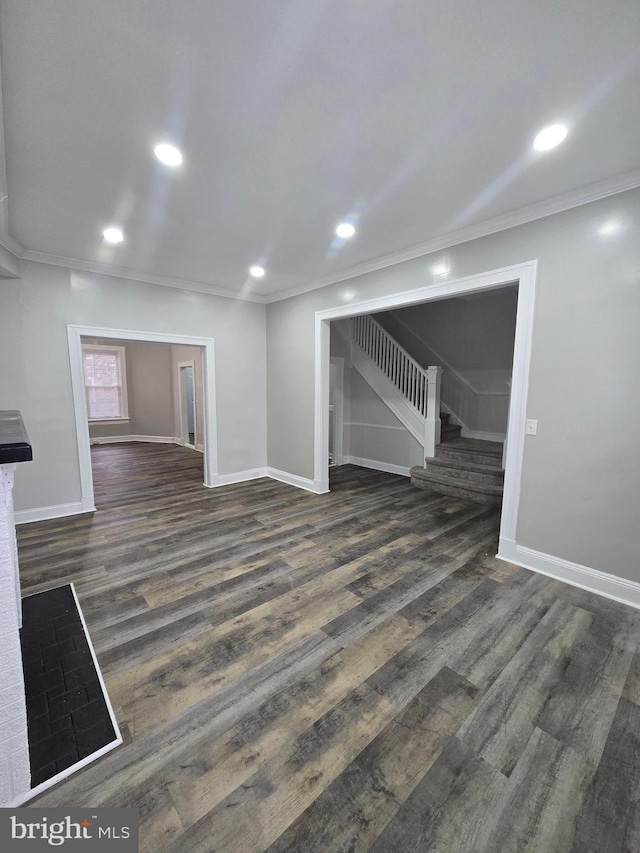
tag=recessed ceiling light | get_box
[249,265,265,278]
[533,124,568,152]
[103,227,124,244]
[154,143,183,167]
[336,222,356,239]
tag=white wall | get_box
[267,188,640,585]
[0,260,267,514]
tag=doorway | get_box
[67,325,219,513]
[314,260,538,555]
[178,362,197,448]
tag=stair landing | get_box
[411,437,504,506]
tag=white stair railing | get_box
[351,315,442,458]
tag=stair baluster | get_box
[349,314,442,458]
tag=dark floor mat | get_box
[19,584,121,791]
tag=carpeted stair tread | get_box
[438,437,503,456]
[435,437,503,466]
[427,456,504,475]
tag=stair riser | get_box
[411,475,502,506]
[424,463,503,487]
[436,448,502,467]
[441,426,462,441]
[412,466,502,496]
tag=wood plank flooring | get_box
[17,442,640,852]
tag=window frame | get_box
[81,343,130,423]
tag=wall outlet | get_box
[525,419,538,435]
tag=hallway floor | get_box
[17,443,640,852]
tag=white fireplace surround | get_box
[0,463,30,806]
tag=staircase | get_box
[341,313,505,506]
[347,314,444,458]
[411,437,504,505]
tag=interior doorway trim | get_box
[314,259,538,548]
[67,325,218,512]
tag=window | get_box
[82,344,129,421]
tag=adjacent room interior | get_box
[80,335,205,503]
[0,2,639,851]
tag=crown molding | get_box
[265,169,640,303]
[0,231,25,258]
[0,43,263,303]
[19,249,268,303]
[2,168,638,305]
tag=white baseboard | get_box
[195,443,204,453]
[14,466,321,524]
[460,429,506,443]
[90,434,180,445]
[498,538,640,611]
[344,455,411,477]
[206,467,268,488]
[14,502,93,525]
[266,467,323,493]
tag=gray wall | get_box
[267,188,640,583]
[0,260,267,512]
[127,341,174,436]
[348,370,423,469]
[375,287,517,435]
[83,338,175,440]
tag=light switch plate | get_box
[525,419,538,435]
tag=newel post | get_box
[423,366,442,460]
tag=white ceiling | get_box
[0,0,639,301]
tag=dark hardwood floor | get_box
[17,442,640,851]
